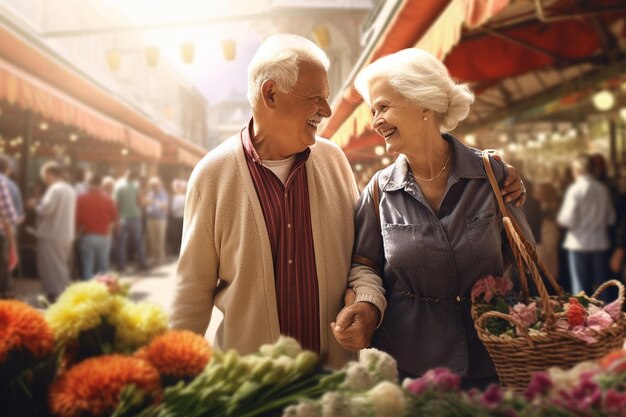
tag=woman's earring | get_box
[423,117,428,121]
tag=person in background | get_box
[29,162,76,302]
[0,155,20,299]
[101,176,116,198]
[558,154,615,297]
[145,177,168,265]
[609,175,626,280]
[535,182,561,281]
[0,154,23,297]
[114,170,148,272]
[345,48,533,388]
[168,179,186,256]
[0,154,24,223]
[73,167,91,195]
[76,175,118,279]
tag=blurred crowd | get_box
[0,154,187,301]
[522,153,626,299]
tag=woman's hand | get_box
[490,153,526,207]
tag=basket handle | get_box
[481,152,562,295]
[482,152,561,327]
[475,310,535,348]
[591,279,626,307]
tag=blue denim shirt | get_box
[351,134,533,378]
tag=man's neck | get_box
[252,120,295,161]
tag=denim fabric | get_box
[79,234,111,280]
[116,217,146,270]
[568,250,612,300]
[352,134,535,379]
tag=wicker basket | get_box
[472,152,626,390]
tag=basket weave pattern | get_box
[472,152,626,390]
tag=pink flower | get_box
[405,368,460,396]
[603,389,626,414]
[555,373,602,411]
[480,384,503,409]
[524,371,553,401]
[570,325,598,343]
[587,310,613,332]
[602,299,622,322]
[509,302,538,330]
[93,274,126,295]
[471,275,513,303]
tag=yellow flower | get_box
[110,300,168,350]
[45,282,116,344]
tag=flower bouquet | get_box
[471,273,626,390]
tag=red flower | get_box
[49,354,161,417]
[136,330,212,379]
[567,298,586,327]
[0,300,54,363]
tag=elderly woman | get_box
[340,49,533,389]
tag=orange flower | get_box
[599,349,626,374]
[49,354,161,417]
[567,298,586,327]
[136,330,212,379]
[0,300,54,363]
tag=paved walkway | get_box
[10,259,222,341]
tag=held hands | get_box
[490,153,526,207]
[331,291,379,352]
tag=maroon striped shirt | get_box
[241,120,320,353]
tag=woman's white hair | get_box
[354,48,474,132]
[247,34,330,109]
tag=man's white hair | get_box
[247,33,330,109]
[354,48,474,132]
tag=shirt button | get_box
[288,259,293,264]
[456,295,461,302]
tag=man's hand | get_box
[331,301,379,351]
[490,153,526,207]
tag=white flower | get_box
[344,363,374,391]
[373,352,398,382]
[282,402,320,417]
[259,336,302,358]
[296,402,321,417]
[349,396,371,416]
[367,381,406,417]
[359,348,383,370]
[321,392,351,417]
[275,336,303,358]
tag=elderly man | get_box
[171,34,525,367]
[30,161,76,301]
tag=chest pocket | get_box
[382,223,425,269]
[466,209,501,260]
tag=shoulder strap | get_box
[351,172,382,272]
[481,152,510,219]
[370,171,381,226]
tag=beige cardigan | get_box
[170,132,386,368]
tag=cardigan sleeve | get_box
[169,180,219,335]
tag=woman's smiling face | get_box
[368,77,428,156]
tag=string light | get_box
[592,90,615,111]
